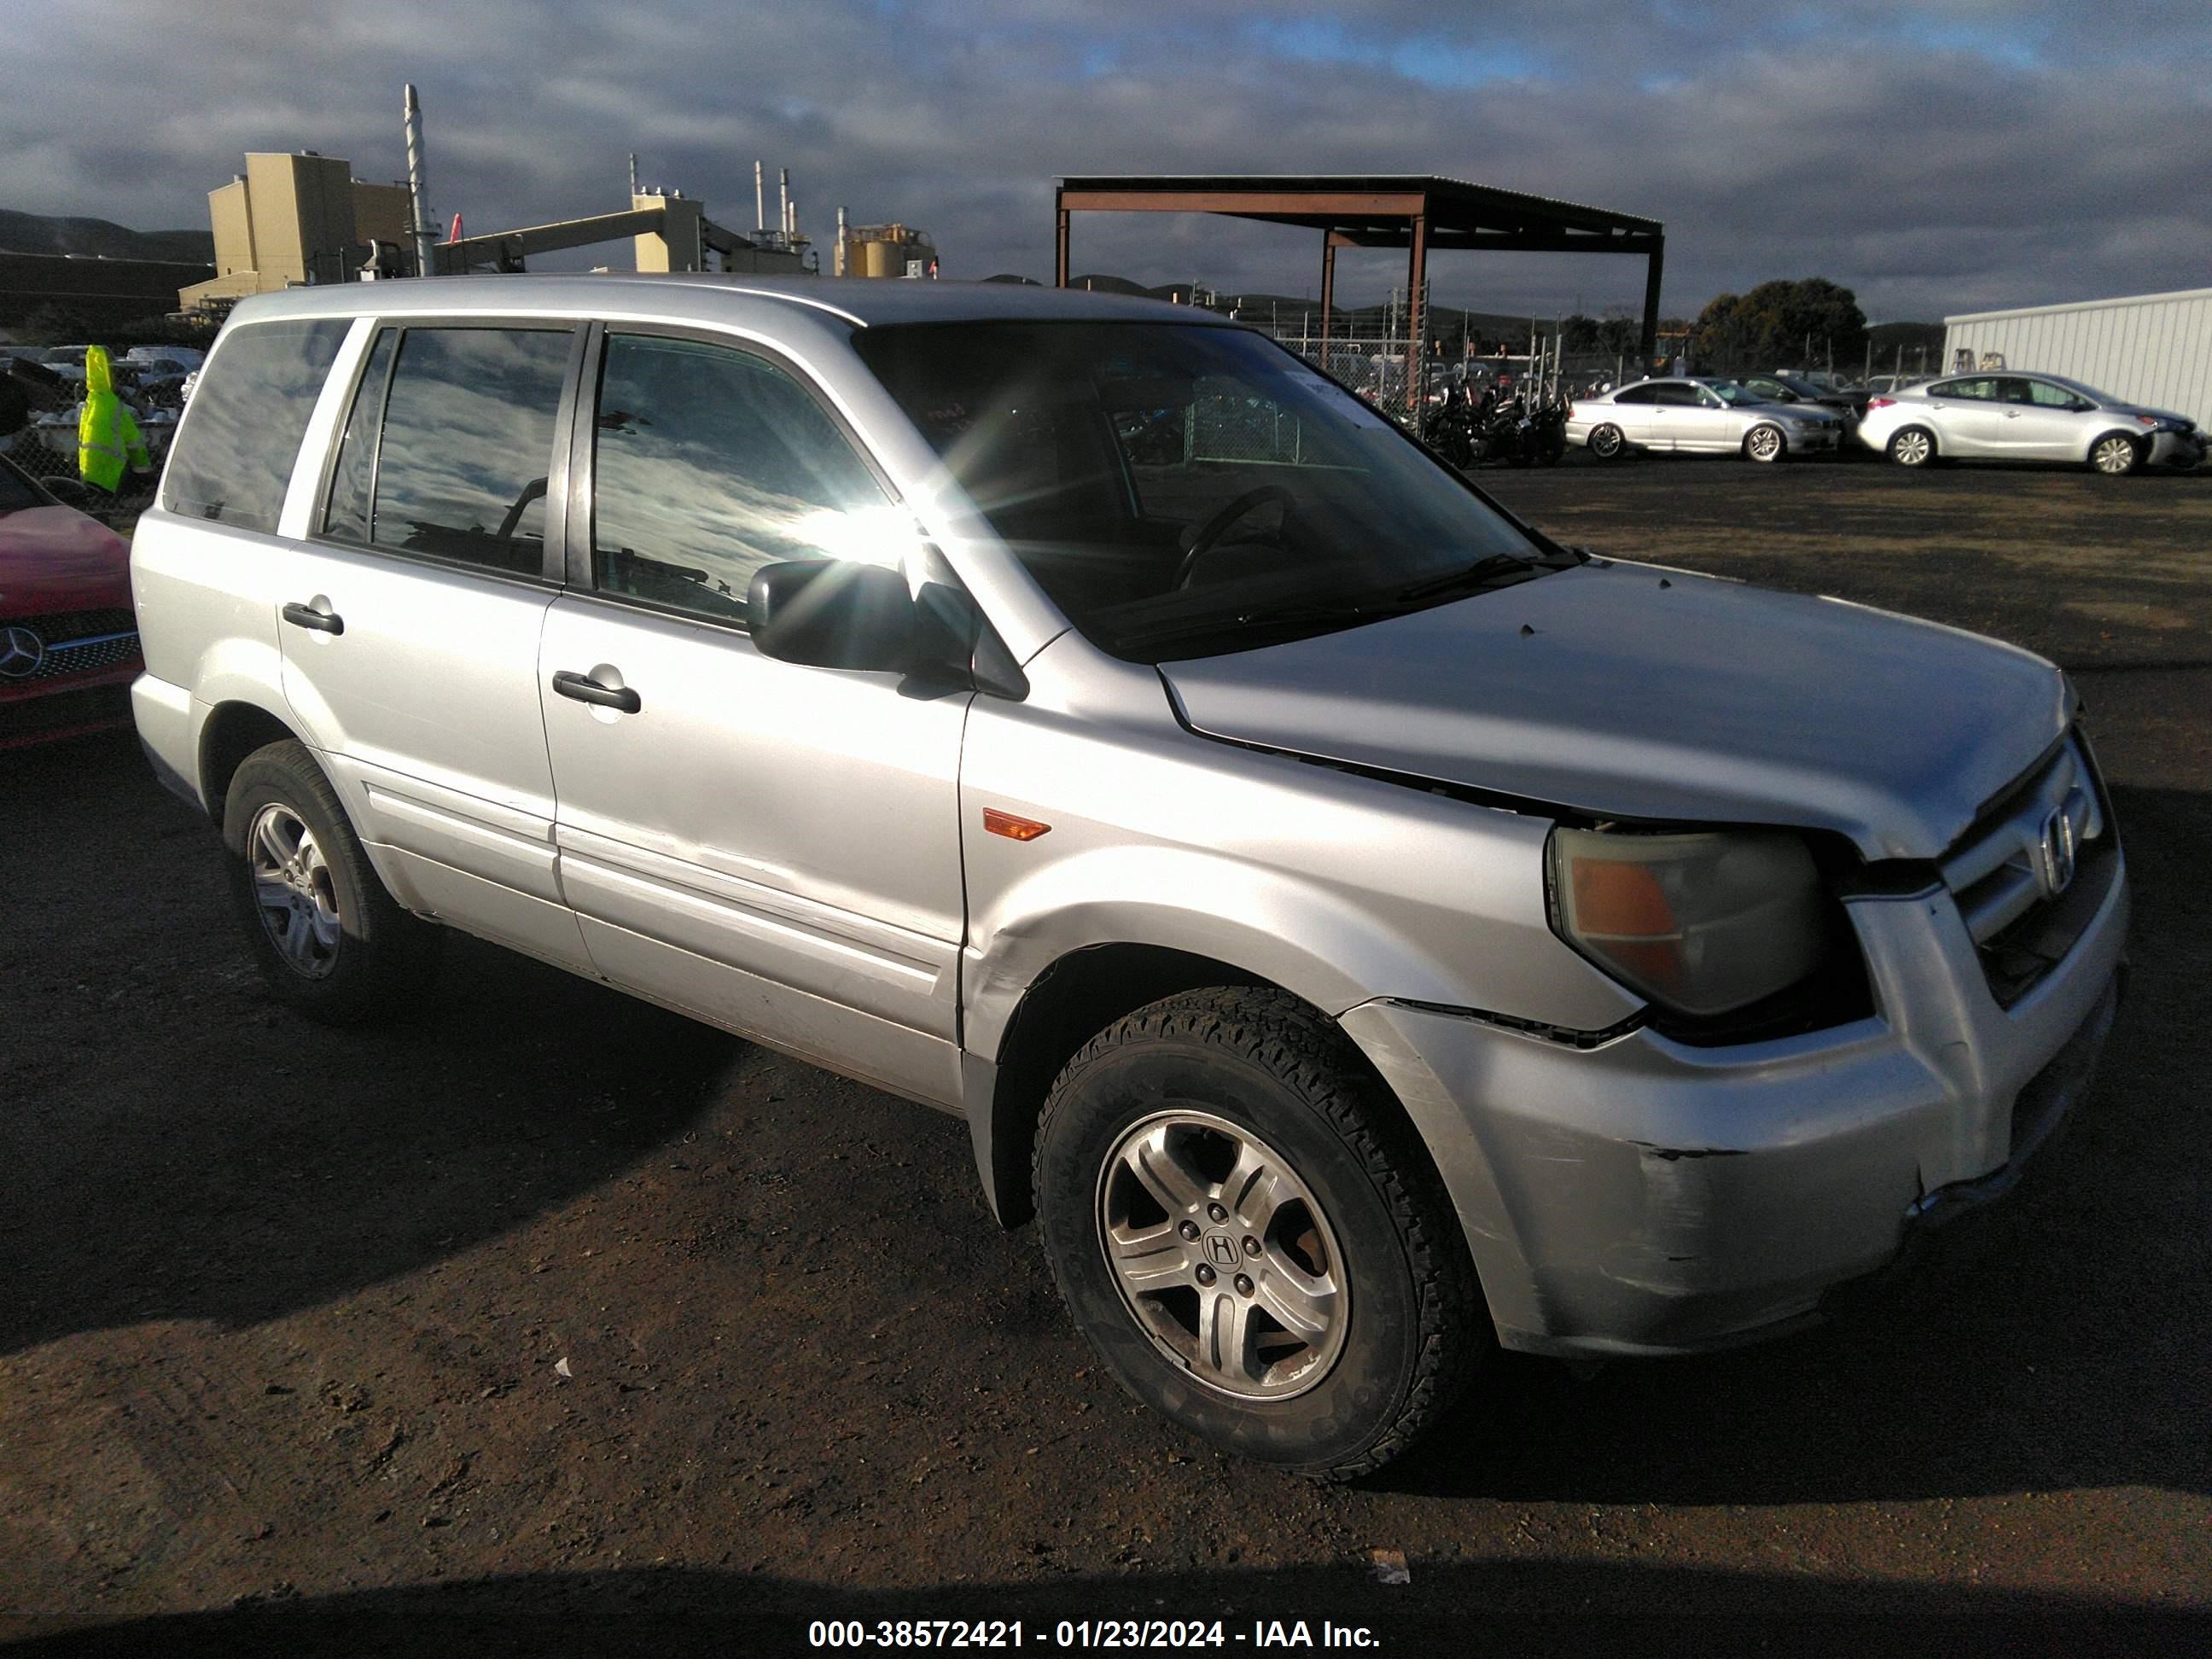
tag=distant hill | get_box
[0,208,213,265]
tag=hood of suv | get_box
[1158,560,2070,860]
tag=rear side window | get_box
[346,326,573,576]
[1611,385,1657,405]
[163,319,349,533]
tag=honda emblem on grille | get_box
[0,625,45,678]
[2038,803,2077,898]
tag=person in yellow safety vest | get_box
[78,345,154,494]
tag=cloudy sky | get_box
[7,0,2208,322]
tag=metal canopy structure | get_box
[1053,173,1666,396]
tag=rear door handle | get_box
[551,670,641,714]
[282,601,343,635]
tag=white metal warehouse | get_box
[1943,286,2212,431]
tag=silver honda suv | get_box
[131,276,2128,1479]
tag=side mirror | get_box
[748,559,919,673]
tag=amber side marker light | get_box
[984,808,1051,841]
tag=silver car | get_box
[1567,376,1844,462]
[131,278,2127,1479]
[1858,370,2206,474]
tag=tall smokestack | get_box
[836,206,848,276]
[754,160,765,234]
[779,168,790,240]
[628,152,638,197]
[404,84,434,276]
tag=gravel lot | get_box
[3,454,2208,1653]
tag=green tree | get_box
[1693,278,1867,370]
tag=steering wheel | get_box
[1173,485,1296,589]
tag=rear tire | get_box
[1888,425,1937,468]
[1033,987,1487,1481]
[1587,423,1625,461]
[222,739,441,1025]
[2089,432,2143,476]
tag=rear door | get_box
[276,319,593,971]
[1924,376,2003,454]
[537,327,969,1108]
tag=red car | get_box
[0,452,141,748]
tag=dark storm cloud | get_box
[4,1,2206,320]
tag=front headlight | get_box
[1549,828,1829,1016]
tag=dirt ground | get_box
[3,454,2209,1654]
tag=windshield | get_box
[1697,379,1763,407]
[0,455,51,514]
[853,321,1559,662]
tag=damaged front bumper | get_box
[1340,847,2128,1359]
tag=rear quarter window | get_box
[162,318,350,533]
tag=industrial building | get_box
[837,221,937,279]
[180,152,415,311]
[1944,286,2212,431]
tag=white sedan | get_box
[1567,377,1845,463]
[1857,371,2204,474]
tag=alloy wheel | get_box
[1096,1110,1349,1401]
[2093,434,2139,475]
[1747,425,1784,463]
[1891,428,1933,467]
[247,801,342,978]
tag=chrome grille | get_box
[0,608,142,684]
[1941,735,2113,1004]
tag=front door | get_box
[2014,378,2097,461]
[538,329,970,1108]
[277,320,593,971]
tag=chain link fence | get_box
[2,420,167,527]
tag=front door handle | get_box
[551,669,641,714]
[282,601,343,635]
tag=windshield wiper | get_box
[1390,552,1539,603]
[1117,598,1371,651]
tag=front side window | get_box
[354,326,573,575]
[590,334,899,624]
[854,322,1557,662]
[1652,382,1703,407]
[163,319,350,533]
[2026,380,2083,410]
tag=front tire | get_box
[1586,422,1625,461]
[1743,423,1786,463]
[222,739,441,1024]
[2089,432,2143,475]
[1033,987,1486,1481]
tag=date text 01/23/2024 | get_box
[806,1618,1382,1649]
